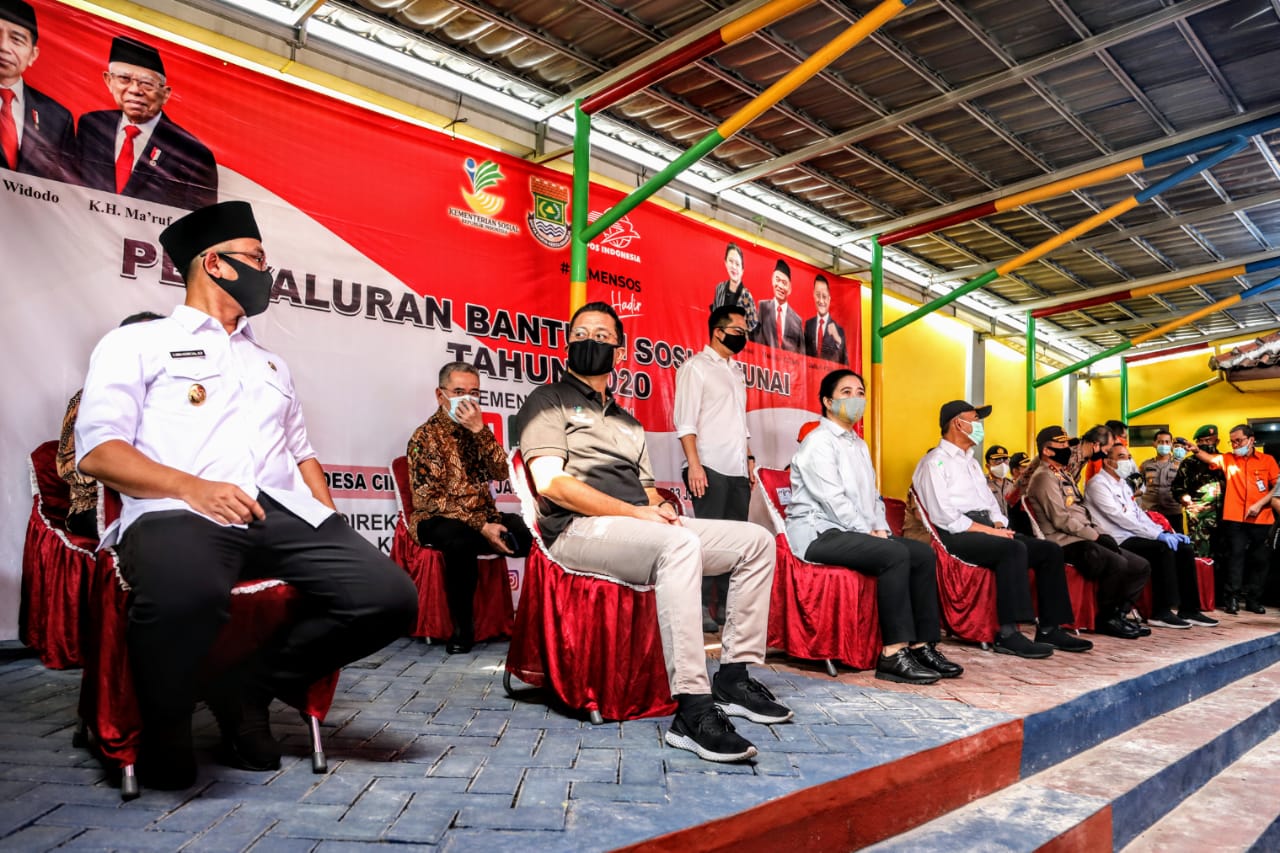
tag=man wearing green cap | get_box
[76,201,418,791]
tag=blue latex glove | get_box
[1176,533,1191,545]
[1157,532,1180,550]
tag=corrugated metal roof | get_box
[330,0,1280,352]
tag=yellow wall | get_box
[861,294,1065,500]
[1079,343,1280,453]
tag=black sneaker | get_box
[712,671,794,724]
[1035,626,1093,653]
[664,704,757,763]
[1179,611,1219,626]
[1148,611,1191,629]
[993,631,1054,659]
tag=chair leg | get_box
[823,659,838,678]
[304,713,327,774]
[121,764,139,801]
[588,709,605,726]
[71,719,88,749]
[980,641,992,651]
[503,667,516,699]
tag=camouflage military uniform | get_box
[1172,456,1225,557]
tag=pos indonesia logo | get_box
[586,210,641,263]
[448,158,519,236]
[527,176,571,249]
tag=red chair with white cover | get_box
[77,486,340,800]
[756,467,880,676]
[20,440,93,670]
[1021,496,1098,631]
[502,450,675,723]
[388,456,514,642]
[908,487,1000,646]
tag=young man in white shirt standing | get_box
[674,305,755,632]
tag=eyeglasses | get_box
[441,388,481,399]
[218,251,274,275]
[988,457,1010,465]
[1229,437,1251,447]
[569,326,618,344]
[105,71,163,93]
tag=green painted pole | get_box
[1120,359,1129,423]
[570,101,591,313]
[1025,313,1036,456]
[1128,376,1223,419]
[1034,342,1130,388]
[881,269,999,337]
[581,130,724,244]
[871,238,884,483]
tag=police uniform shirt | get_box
[1138,456,1181,517]
[517,372,653,546]
[911,439,1007,535]
[75,304,333,544]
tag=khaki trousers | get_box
[548,515,775,695]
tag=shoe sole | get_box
[992,644,1052,659]
[874,670,940,685]
[1036,638,1093,653]
[1181,618,1219,626]
[714,700,794,725]
[1095,630,1141,640]
[1147,620,1191,629]
[663,729,757,762]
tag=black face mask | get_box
[212,253,273,317]
[1090,449,1107,461]
[1198,442,1217,453]
[1045,445,1074,465]
[719,330,747,354]
[567,339,618,377]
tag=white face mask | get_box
[989,463,1010,480]
[1115,459,1137,479]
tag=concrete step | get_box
[864,660,1280,852]
[1122,727,1280,853]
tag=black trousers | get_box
[937,530,1074,627]
[416,512,532,636]
[1222,520,1272,602]
[684,467,750,617]
[118,495,419,727]
[804,531,939,646]
[1061,540,1150,615]
[1120,537,1201,613]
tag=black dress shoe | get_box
[1245,601,1267,614]
[1096,616,1141,640]
[1223,596,1239,615]
[909,643,963,678]
[875,648,940,684]
[445,636,475,654]
[1035,626,1093,653]
[1121,615,1151,636]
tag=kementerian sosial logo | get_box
[448,158,519,236]
[527,176,571,249]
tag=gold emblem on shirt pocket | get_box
[188,384,207,406]
[158,362,221,413]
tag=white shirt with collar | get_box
[912,438,1007,535]
[672,345,749,478]
[114,111,163,167]
[76,304,333,545]
[2,79,24,146]
[785,417,888,558]
[1084,467,1162,543]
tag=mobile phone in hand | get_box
[499,530,518,552]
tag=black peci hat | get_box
[108,36,165,76]
[159,201,261,279]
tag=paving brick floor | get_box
[0,608,1275,852]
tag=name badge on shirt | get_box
[170,350,205,359]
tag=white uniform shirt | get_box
[76,305,333,544]
[785,418,887,557]
[672,345,749,478]
[1084,469,1162,543]
[912,439,1006,534]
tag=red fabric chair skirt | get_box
[932,543,999,644]
[506,544,675,721]
[389,519,514,641]
[78,552,339,768]
[21,495,94,670]
[766,535,880,670]
[1133,556,1216,617]
[21,440,93,670]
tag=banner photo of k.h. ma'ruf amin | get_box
[0,0,860,631]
